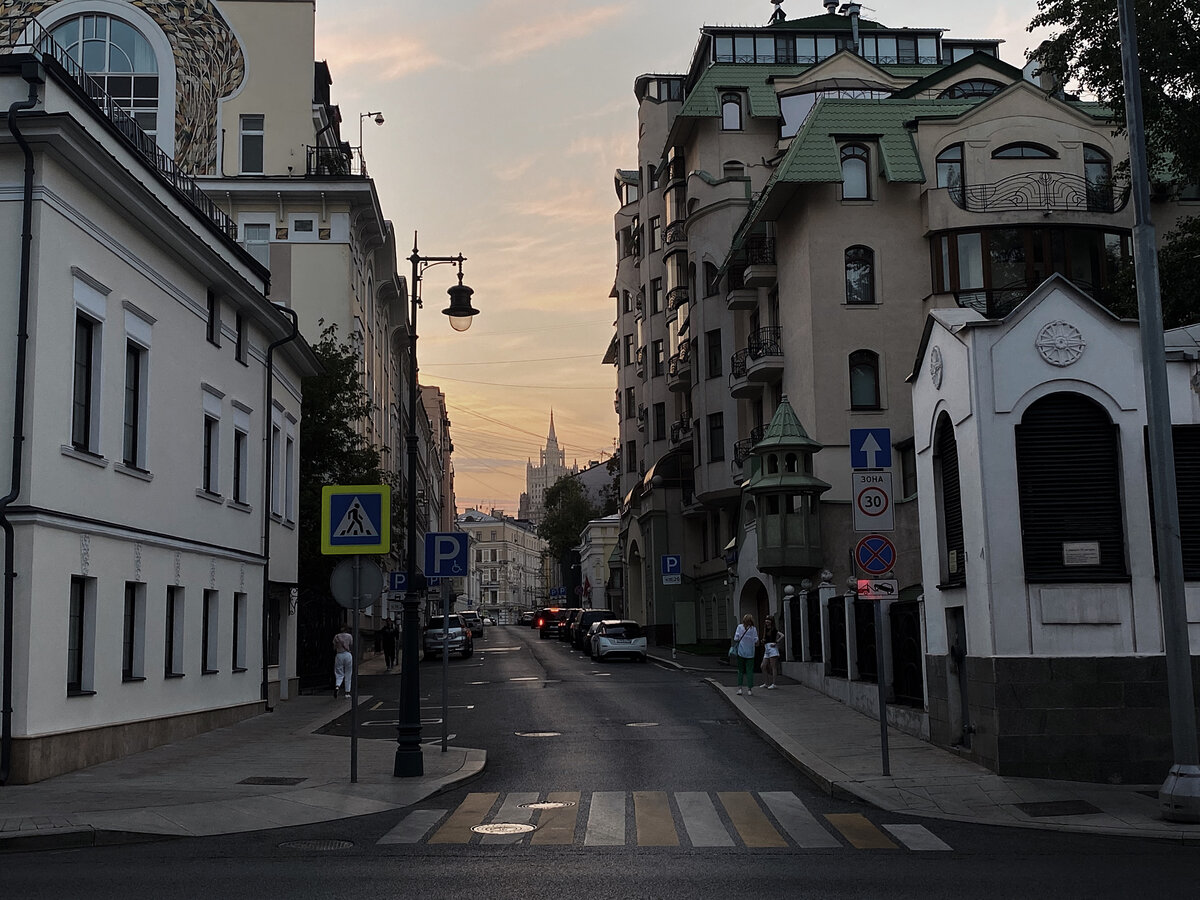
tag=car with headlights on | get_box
[589,619,647,662]
[423,615,473,659]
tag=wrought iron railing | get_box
[950,171,1130,214]
[853,598,878,683]
[305,145,367,177]
[744,235,776,266]
[730,348,751,379]
[748,326,783,358]
[828,599,848,678]
[670,419,693,445]
[955,286,1032,319]
[667,341,692,379]
[889,599,925,707]
[806,592,823,662]
[2,18,237,240]
[732,425,766,466]
[663,219,687,245]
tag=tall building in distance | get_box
[520,412,578,525]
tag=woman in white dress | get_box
[761,616,784,689]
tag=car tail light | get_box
[537,617,544,627]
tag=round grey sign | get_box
[330,559,384,609]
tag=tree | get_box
[538,476,599,588]
[1030,0,1200,328]
[297,323,382,611]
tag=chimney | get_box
[823,0,838,13]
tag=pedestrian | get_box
[381,619,398,671]
[333,626,353,698]
[762,615,784,689]
[731,614,758,696]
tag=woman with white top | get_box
[731,614,759,696]
[761,615,784,689]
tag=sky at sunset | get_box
[312,0,1050,515]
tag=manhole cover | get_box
[472,823,537,836]
[514,731,561,738]
[518,801,577,810]
[625,722,659,728]
[278,839,354,851]
[239,776,306,786]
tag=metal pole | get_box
[442,586,450,752]
[873,598,890,777]
[1116,0,1200,822]
[350,555,360,784]
[395,236,425,777]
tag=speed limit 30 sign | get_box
[853,472,894,532]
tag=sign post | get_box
[425,532,469,754]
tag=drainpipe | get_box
[1,72,41,786]
[260,305,300,711]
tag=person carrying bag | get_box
[730,614,759,696]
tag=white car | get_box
[589,620,648,663]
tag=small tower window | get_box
[721,93,743,131]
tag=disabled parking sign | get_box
[425,532,469,578]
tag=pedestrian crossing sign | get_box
[321,485,391,555]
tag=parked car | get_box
[571,609,613,649]
[537,607,568,638]
[558,608,583,641]
[517,611,535,626]
[460,610,484,637]
[589,620,647,662]
[482,616,494,626]
[423,615,473,659]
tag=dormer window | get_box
[721,93,743,131]
[841,144,871,200]
[938,79,1004,100]
[992,142,1057,159]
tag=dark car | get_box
[517,611,535,626]
[558,608,583,641]
[536,607,568,639]
[571,609,613,649]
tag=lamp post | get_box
[359,110,384,150]
[395,233,479,778]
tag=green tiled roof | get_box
[678,64,808,119]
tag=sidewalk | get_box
[0,655,483,853]
[648,645,1200,842]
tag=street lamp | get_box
[359,110,384,150]
[395,233,479,778]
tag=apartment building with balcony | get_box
[610,1,1195,777]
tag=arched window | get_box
[723,160,745,179]
[1084,145,1114,212]
[703,262,721,297]
[992,142,1057,159]
[845,245,876,305]
[936,144,964,191]
[721,93,743,131]
[848,350,880,409]
[933,413,965,585]
[937,79,1004,99]
[841,144,870,199]
[1015,393,1126,580]
[49,13,160,139]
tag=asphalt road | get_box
[2,625,1196,899]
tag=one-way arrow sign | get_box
[850,428,891,470]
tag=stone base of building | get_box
[926,654,1200,783]
[782,660,930,740]
[6,700,267,784]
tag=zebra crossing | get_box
[377,791,952,851]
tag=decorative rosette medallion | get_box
[1035,321,1086,367]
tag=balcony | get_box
[667,340,693,392]
[666,158,687,185]
[728,349,760,399]
[636,346,646,378]
[733,425,767,466]
[666,285,689,313]
[742,236,777,289]
[670,418,694,449]
[306,145,368,177]
[951,172,1131,214]
[745,326,784,381]
[636,405,647,432]
[663,219,687,247]
[634,294,645,320]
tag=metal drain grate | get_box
[472,823,537,836]
[518,801,576,810]
[1015,800,1102,818]
[239,776,307,786]
[514,731,560,737]
[279,839,354,851]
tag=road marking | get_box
[882,823,952,851]
[676,792,733,847]
[480,792,539,844]
[428,793,498,844]
[634,791,678,846]
[825,813,898,849]
[530,791,581,845]
[584,792,625,846]
[719,792,787,847]
[759,791,841,848]
[378,809,447,844]
[370,701,383,711]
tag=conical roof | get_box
[755,396,823,453]
[743,396,830,496]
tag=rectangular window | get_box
[652,340,665,377]
[708,413,725,462]
[233,427,249,504]
[649,216,661,252]
[233,592,248,671]
[240,114,265,174]
[122,342,146,468]
[653,403,666,441]
[202,590,219,674]
[242,224,271,268]
[706,329,723,379]
[285,432,296,522]
[203,415,219,494]
[122,582,145,681]
[206,290,221,346]
[235,312,247,364]
[898,440,918,499]
[624,335,636,367]
[625,387,637,419]
[67,575,94,694]
[650,278,663,314]
[165,585,184,676]
[626,439,637,473]
[622,290,631,314]
[72,316,99,452]
[271,422,283,515]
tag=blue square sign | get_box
[424,532,469,578]
[849,428,892,470]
